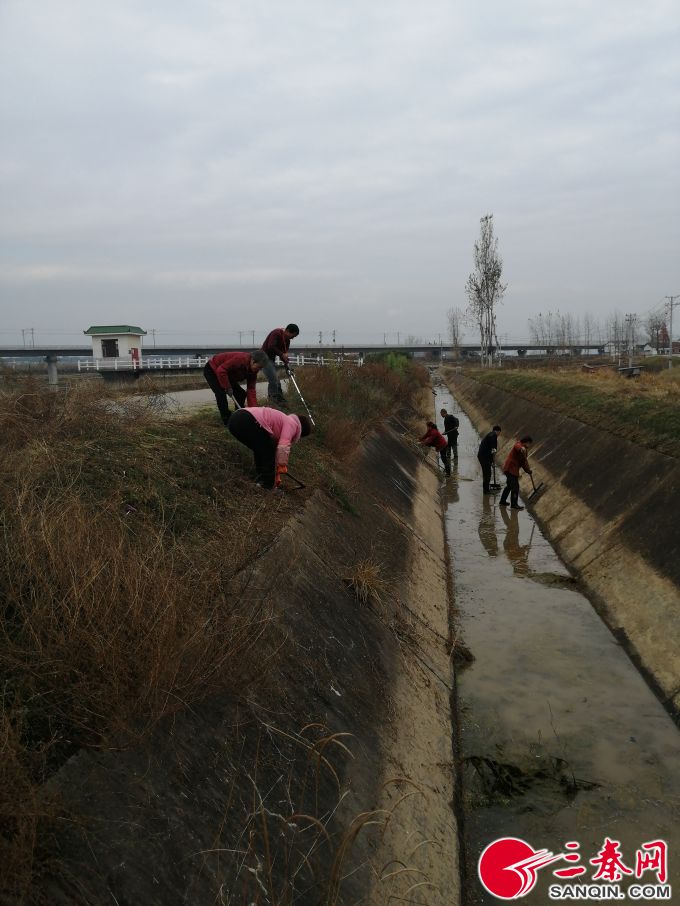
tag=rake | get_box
[527,472,545,501]
[490,461,502,491]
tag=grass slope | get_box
[470,368,680,458]
[0,360,426,900]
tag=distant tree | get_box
[606,312,626,356]
[465,214,507,366]
[446,307,465,357]
[645,314,666,352]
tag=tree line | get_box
[448,215,670,357]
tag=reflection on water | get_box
[499,507,532,576]
[477,496,499,559]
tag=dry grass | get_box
[293,361,429,460]
[0,380,287,900]
[0,360,428,900]
[346,559,390,608]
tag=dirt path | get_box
[437,382,680,904]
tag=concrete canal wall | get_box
[445,369,680,716]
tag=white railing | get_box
[78,356,210,372]
[78,353,365,372]
[292,353,364,367]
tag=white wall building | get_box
[84,325,146,361]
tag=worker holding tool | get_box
[499,435,533,510]
[419,421,450,475]
[477,425,502,494]
[261,323,300,405]
[204,350,268,425]
[440,408,459,469]
[227,407,313,489]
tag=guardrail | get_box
[77,353,365,372]
[77,356,211,372]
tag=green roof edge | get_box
[84,325,147,336]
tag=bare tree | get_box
[645,314,666,353]
[446,307,465,357]
[465,214,507,366]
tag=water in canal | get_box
[435,383,680,904]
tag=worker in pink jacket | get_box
[228,407,313,488]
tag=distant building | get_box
[84,325,146,361]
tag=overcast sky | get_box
[1,0,678,347]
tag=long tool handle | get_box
[285,366,316,426]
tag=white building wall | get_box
[90,334,144,358]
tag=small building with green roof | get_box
[84,325,147,360]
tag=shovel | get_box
[490,461,502,491]
[527,472,545,502]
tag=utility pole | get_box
[318,331,323,346]
[665,296,679,369]
[150,328,157,348]
[238,331,242,346]
[22,328,35,348]
[332,329,336,344]
[624,313,637,368]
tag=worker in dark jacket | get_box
[440,408,459,469]
[499,436,533,510]
[261,323,299,404]
[477,425,502,493]
[419,421,450,475]
[203,350,268,425]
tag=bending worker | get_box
[499,435,533,510]
[204,350,268,425]
[261,323,300,405]
[419,421,450,476]
[477,425,502,494]
[228,407,313,489]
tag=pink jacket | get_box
[248,407,302,466]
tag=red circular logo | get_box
[478,837,547,899]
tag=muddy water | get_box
[436,385,680,904]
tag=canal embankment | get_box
[40,417,460,906]
[443,368,680,716]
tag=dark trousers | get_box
[440,447,451,475]
[204,364,247,425]
[500,472,520,506]
[228,409,277,487]
[478,454,492,492]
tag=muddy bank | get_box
[444,369,680,714]
[41,422,459,905]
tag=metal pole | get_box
[665,296,679,369]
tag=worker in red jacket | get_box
[419,421,450,475]
[499,435,533,510]
[203,350,268,425]
[261,323,300,404]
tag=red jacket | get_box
[502,441,531,477]
[419,426,448,451]
[207,351,258,406]
[261,328,291,361]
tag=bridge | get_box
[0,342,606,385]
